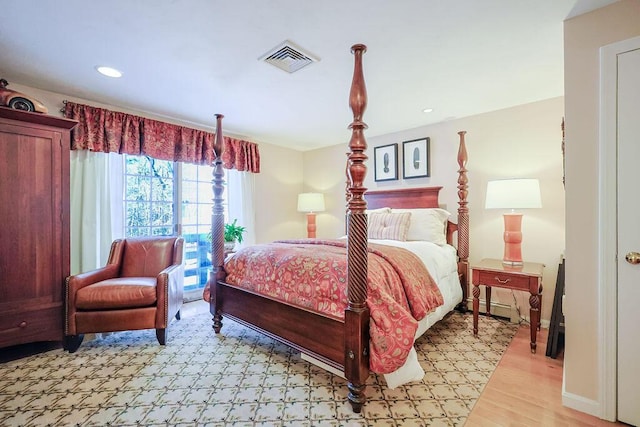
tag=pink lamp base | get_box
[306,212,317,238]
[503,213,523,266]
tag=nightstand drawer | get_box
[476,270,532,291]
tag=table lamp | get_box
[485,178,542,266]
[297,193,325,238]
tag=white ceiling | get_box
[0,0,618,151]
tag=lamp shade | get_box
[485,179,542,210]
[297,193,325,213]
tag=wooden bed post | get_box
[210,114,226,332]
[456,131,470,310]
[344,43,370,413]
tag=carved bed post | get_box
[456,131,470,310]
[210,114,226,332]
[344,43,370,413]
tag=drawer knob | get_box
[19,321,27,328]
[495,277,511,284]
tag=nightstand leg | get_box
[473,284,480,336]
[485,286,492,317]
[529,293,541,353]
[538,284,543,331]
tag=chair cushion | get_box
[75,278,157,310]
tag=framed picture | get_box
[374,143,398,182]
[402,137,430,179]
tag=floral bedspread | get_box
[223,239,443,373]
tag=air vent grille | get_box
[259,40,319,73]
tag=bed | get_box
[207,44,470,413]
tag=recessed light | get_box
[96,66,123,78]
[422,108,434,113]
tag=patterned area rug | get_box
[0,310,517,426]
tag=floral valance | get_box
[63,101,260,173]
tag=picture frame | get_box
[374,143,398,182]
[402,137,430,179]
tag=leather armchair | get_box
[64,236,184,352]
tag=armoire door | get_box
[0,108,75,348]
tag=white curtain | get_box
[69,151,123,275]
[226,169,256,248]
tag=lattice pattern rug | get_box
[0,309,517,426]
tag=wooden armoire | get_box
[0,107,76,348]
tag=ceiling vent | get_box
[259,40,320,73]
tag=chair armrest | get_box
[65,264,120,336]
[156,263,184,324]
[66,264,120,294]
[160,263,183,276]
[157,264,184,294]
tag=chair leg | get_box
[64,334,84,353]
[175,310,181,321]
[156,328,167,345]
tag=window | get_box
[181,162,228,294]
[124,156,175,236]
[123,155,228,296]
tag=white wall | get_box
[563,0,640,415]
[253,143,304,243]
[305,96,566,323]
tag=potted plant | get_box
[224,219,246,252]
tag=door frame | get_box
[598,35,640,422]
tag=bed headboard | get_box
[364,186,455,245]
[364,187,442,209]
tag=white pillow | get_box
[391,208,451,245]
[368,212,411,241]
[365,207,391,216]
[339,208,391,238]
[364,207,391,226]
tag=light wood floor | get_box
[466,323,627,426]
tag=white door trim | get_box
[598,35,640,422]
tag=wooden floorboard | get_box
[466,323,627,426]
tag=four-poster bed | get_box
[207,44,469,413]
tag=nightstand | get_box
[471,258,544,353]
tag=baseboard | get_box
[465,298,550,328]
[465,298,519,322]
[184,290,205,303]
[562,389,602,419]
